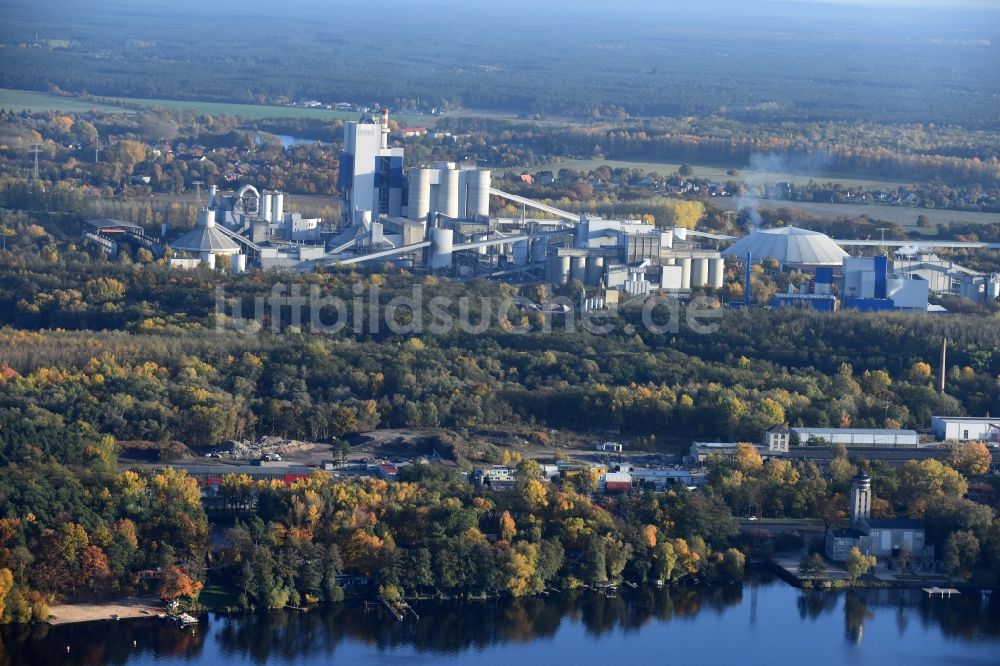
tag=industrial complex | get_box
[77,110,1000,311]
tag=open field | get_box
[105,96,431,125]
[0,88,129,114]
[543,157,913,189]
[711,197,1000,230]
[0,88,430,125]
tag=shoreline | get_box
[47,598,163,626]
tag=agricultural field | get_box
[544,157,912,189]
[0,88,127,114]
[0,87,431,125]
[711,197,1000,230]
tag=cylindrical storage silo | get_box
[200,251,216,269]
[272,192,284,223]
[209,185,218,207]
[664,257,676,266]
[409,168,431,222]
[679,257,692,289]
[232,254,247,274]
[988,275,1000,300]
[709,258,724,289]
[693,258,709,288]
[199,208,215,227]
[440,168,460,219]
[586,256,605,286]
[429,228,454,270]
[570,256,586,282]
[468,170,491,218]
[260,192,273,222]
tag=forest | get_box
[1,1,999,126]
[0,199,998,618]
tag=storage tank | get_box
[692,258,709,287]
[271,192,284,224]
[709,258,724,289]
[468,170,491,218]
[439,168,460,219]
[409,168,432,222]
[200,251,216,269]
[988,275,1000,300]
[429,228,454,270]
[585,256,605,286]
[570,256,586,282]
[679,257,692,289]
[260,191,273,222]
[198,208,215,227]
[547,255,571,284]
[232,254,247,274]
[209,185,218,207]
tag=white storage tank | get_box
[271,192,284,224]
[260,191,273,222]
[429,227,454,270]
[468,170,491,218]
[547,255,571,284]
[709,258,725,289]
[440,168,460,219]
[692,258,709,288]
[988,274,1000,300]
[570,256,586,282]
[409,168,432,222]
[679,257,692,289]
[232,254,247,274]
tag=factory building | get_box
[931,416,1000,443]
[841,255,929,311]
[339,110,405,224]
[786,426,921,448]
[894,250,1000,303]
[826,471,928,561]
[169,208,243,270]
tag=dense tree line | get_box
[2,1,998,126]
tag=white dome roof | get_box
[722,226,847,267]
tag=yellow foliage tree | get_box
[499,510,517,542]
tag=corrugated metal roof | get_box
[793,427,918,436]
[722,226,848,267]
[171,224,241,253]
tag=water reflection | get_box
[1,616,206,666]
[3,577,999,665]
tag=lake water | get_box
[3,574,999,665]
[275,135,320,149]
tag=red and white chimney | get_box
[380,109,389,149]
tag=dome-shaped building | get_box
[722,226,847,269]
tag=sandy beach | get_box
[47,598,163,625]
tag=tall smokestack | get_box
[939,337,947,393]
[380,109,389,150]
